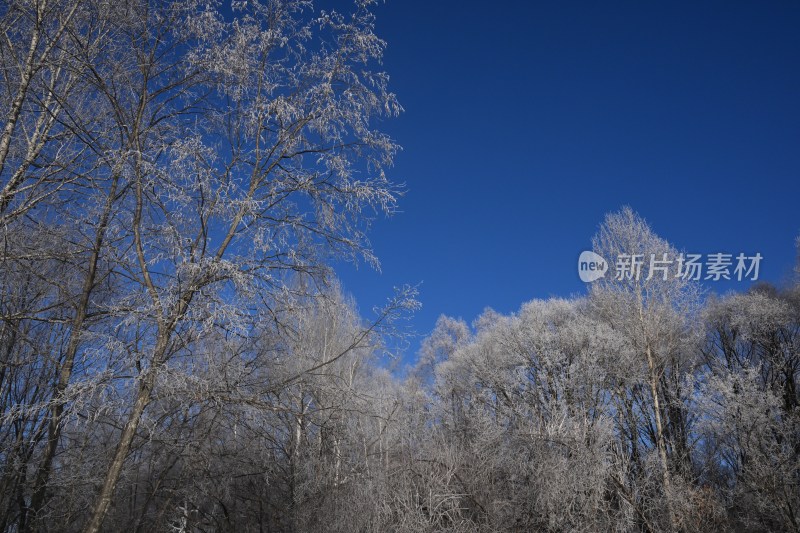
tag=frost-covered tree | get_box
[1,0,407,530]
[588,207,703,527]
[700,284,800,531]
[77,0,403,528]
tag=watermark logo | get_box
[578,251,608,282]
[578,251,762,282]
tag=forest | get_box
[0,0,798,531]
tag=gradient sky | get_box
[334,0,800,358]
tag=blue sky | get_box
[335,1,800,355]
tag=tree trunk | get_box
[28,175,119,525]
[646,344,675,530]
[83,333,168,533]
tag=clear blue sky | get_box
[335,0,800,356]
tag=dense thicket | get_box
[1,1,798,531]
[393,211,798,533]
